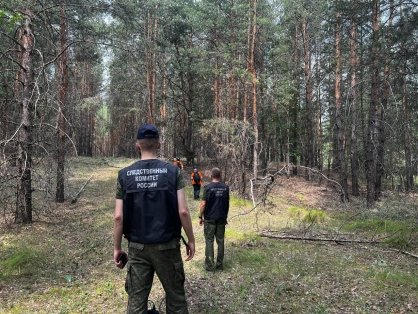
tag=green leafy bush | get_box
[288,206,328,224]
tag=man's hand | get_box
[114,249,127,269]
[113,199,124,269]
[185,241,195,261]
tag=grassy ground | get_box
[0,157,417,313]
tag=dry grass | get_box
[1,157,417,313]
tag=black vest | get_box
[203,182,230,222]
[119,159,181,244]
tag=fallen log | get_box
[259,233,383,244]
[260,233,418,260]
[386,248,418,259]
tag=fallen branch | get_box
[386,248,418,259]
[294,165,346,200]
[103,160,120,168]
[259,232,383,244]
[228,202,262,221]
[230,166,291,221]
[71,175,94,204]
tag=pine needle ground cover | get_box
[1,158,417,313]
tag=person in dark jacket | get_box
[113,123,195,314]
[199,167,229,271]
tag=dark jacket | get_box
[203,181,229,223]
[118,159,181,244]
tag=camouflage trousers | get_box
[126,239,188,314]
[204,220,226,271]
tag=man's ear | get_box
[135,140,141,152]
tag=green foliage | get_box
[225,229,259,242]
[95,280,116,296]
[0,245,44,278]
[384,234,412,250]
[288,205,306,218]
[303,209,328,224]
[344,219,411,234]
[288,206,328,224]
[230,194,252,208]
[234,249,267,266]
[0,10,23,29]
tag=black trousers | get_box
[192,184,201,199]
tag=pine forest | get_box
[0,0,417,313]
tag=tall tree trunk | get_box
[146,5,158,123]
[160,67,168,157]
[349,1,360,196]
[401,70,413,191]
[290,25,300,175]
[247,0,259,179]
[228,72,239,120]
[334,5,348,201]
[214,56,221,118]
[56,1,68,203]
[315,37,323,171]
[398,4,414,191]
[16,9,34,223]
[366,0,381,207]
[375,0,393,198]
[301,17,314,169]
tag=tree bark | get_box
[315,37,323,171]
[334,5,348,202]
[301,17,314,169]
[146,5,158,123]
[214,56,221,118]
[375,0,393,198]
[247,0,259,180]
[290,25,300,175]
[349,0,360,196]
[401,60,413,191]
[160,66,168,157]
[397,6,414,191]
[16,9,35,223]
[349,2,360,196]
[56,1,69,203]
[366,0,381,207]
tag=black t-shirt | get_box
[203,181,229,222]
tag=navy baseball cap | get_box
[137,124,159,139]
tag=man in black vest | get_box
[113,124,195,314]
[198,168,229,271]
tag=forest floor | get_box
[0,157,417,314]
